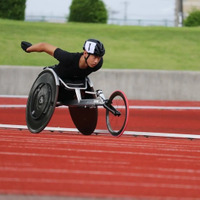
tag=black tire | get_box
[106,90,129,137]
[69,106,98,135]
[69,86,98,135]
[26,70,58,133]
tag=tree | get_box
[0,0,26,20]
[184,10,200,27]
[68,0,108,23]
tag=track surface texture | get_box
[1,96,200,200]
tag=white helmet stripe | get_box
[85,41,97,54]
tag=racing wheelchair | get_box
[26,67,129,137]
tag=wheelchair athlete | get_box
[21,39,105,100]
[21,39,105,79]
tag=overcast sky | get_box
[25,0,175,20]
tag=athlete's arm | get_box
[21,41,57,56]
[27,42,57,56]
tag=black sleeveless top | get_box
[53,48,103,79]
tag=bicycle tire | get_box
[106,90,129,137]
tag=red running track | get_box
[1,97,200,135]
[1,96,200,199]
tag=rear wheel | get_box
[69,106,98,135]
[106,91,129,137]
[26,70,58,133]
[68,86,98,135]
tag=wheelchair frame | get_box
[26,67,129,137]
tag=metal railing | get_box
[25,15,175,27]
[108,18,174,27]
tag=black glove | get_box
[21,41,32,53]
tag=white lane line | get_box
[130,106,200,110]
[0,124,79,132]
[0,105,26,108]
[0,124,200,139]
[1,104,200,110]
[1,95,200,110]
[0,95,28,98]
[124,131,200,139]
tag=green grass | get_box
[1,18,200,70]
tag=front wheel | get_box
[106,91,129,137]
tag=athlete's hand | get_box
[21,41,32,53]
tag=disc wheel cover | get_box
[68,86,98,135]
[26,71,58,133]
[30,83,52,120]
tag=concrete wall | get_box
[1,65,200,101]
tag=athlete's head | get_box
[83,39,105,57]
[82,39,105,68]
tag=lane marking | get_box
[0,95,28,98]
[1,104,200,110]
[130,106,200,110]
[124,131,200,139]
[0,124,200,139]
[1,95,200,110]
[0,105,26,108]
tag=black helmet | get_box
[83,39,105,57]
